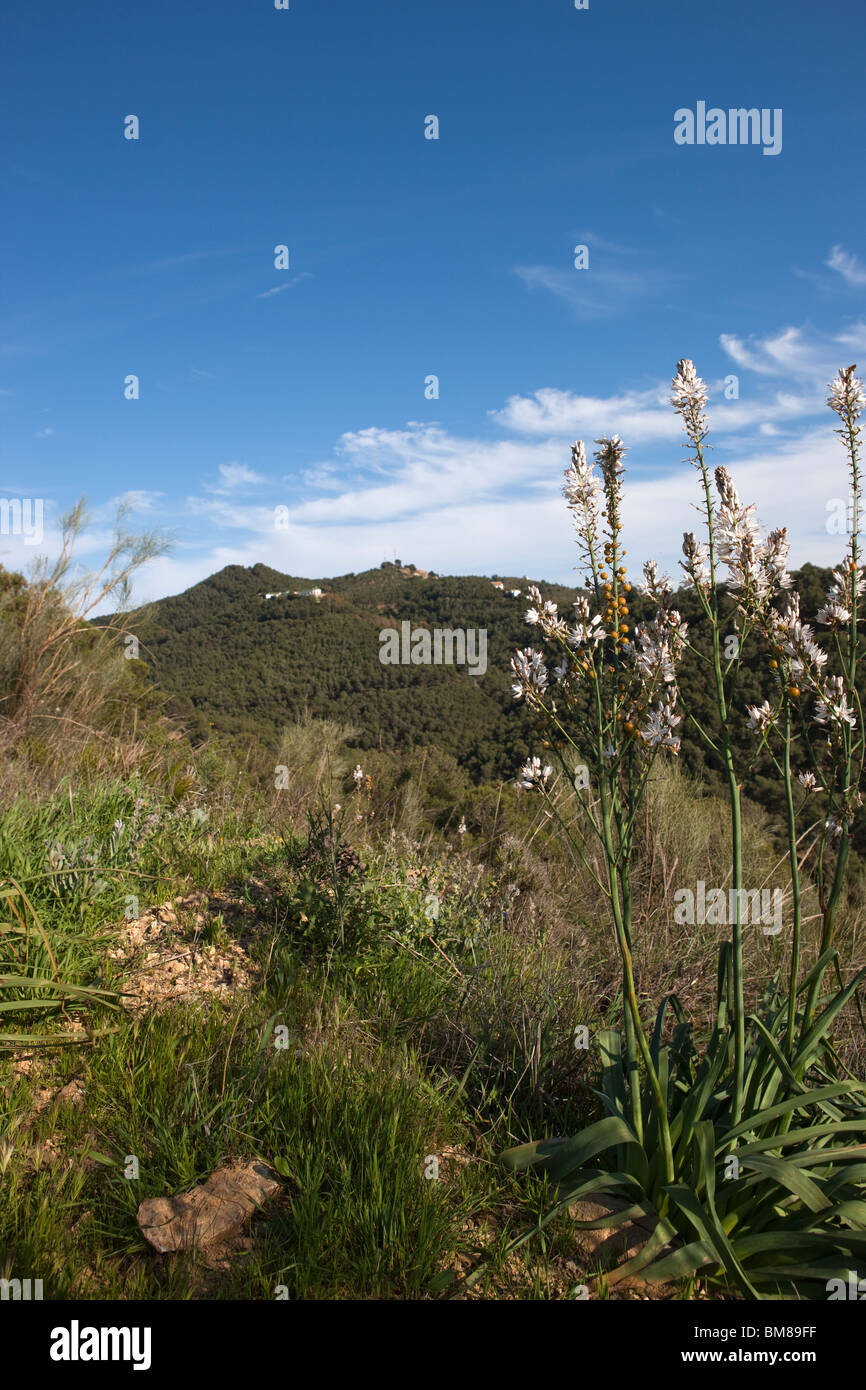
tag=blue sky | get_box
[2,0,865,604]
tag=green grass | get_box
[0,951,593,1299]
[1,758,863,1300]
[0,780,595,1299]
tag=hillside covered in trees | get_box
[122,557,863,849]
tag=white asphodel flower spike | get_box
[681,531,710,590]
[639,558,673,598]
[516,756,552,791]
[510,647,549,702]
[711,467,791,614]
[562,440,605,579]
[816,601,852,627]
[746,701,775,734]
[640,695,682,752]
[563,440,602,510]
[827,365,865,419]
[797,771,821,792]
[670,358,709,446]
[523,584,563,635]
[814,676,857,729]
[827,566,865,609]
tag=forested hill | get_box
[124,559,860,831]
[129,561,559,782]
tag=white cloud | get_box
[110,490,164,515]
[17,320,863,613]
[720,323,866,382]
[826,245,866,287]
[515,262,670,320]
[257,283,293,299]
[493,382,819,442]
[185,495,282,531]
[492,385,674,440]
[117,417,855,611]
[256,274,312,299]
[290,426,562,524]
[299,461,342,490]
[204,462,267,495]
[34,426,54,438]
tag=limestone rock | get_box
[137,1160,281,1258]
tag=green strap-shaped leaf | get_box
[721,1081,864,1144]
[741,1154,831,1214]
[498,1136,567,1172]
[635,1238,716,1283]
[543,1116,639,1185]
[735,1120,866,1158]
[0,971,119,1002]
[796,968,866,1069]
[664,1182,759,1297]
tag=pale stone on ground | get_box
[137,1159,281,1262]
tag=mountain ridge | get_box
[116,558,860,848]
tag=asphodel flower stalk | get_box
[707,364,863,1074]
[670,359,747,1124]
[802,366,864,1034]
[512,435,681,1184]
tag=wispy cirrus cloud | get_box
[136,246,255,276]
[515,262,670,321]
[110,490,165,515]
[257,284,292,299]
[256,273,312,299]
[492,380,818,443]
[204,462,267,495]
[720,323,866,383]
[826,245,866,287]
[129,419,853,611]
[291,426,562,524]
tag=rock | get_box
[54,1079,86,1108]
[28,1076,85,1114]
[567,1194,662,1288]
[137,1160,281,1259]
